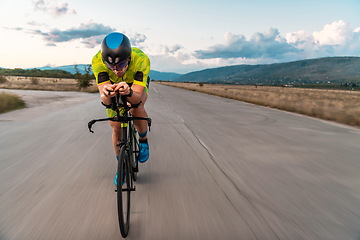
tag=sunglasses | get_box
[105,58,129,71]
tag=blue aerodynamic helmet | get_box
[101,32,131,69]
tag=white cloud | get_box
[26,22,115,47]
[286,30,312,44]
[285,20,360,57]
[11,18,358,73]
[194,27,301,61]
[81,35,103,48]
[149,54,193,73]
[142,20,360,73]
[313,20,352,45]
[33,0,76,17]
[144,44,194,73]
[126,32,147,47]
[147,42,274,73]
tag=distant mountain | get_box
[173,57,360,85]
[149,70,181,80]
[34,65,181,80]
[36,65,90,75]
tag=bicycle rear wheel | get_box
[117,145,131,238]
[129,124,139,181]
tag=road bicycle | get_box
[88,93,151,238]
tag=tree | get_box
[74,64,93,89]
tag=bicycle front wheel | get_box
[117,145,131,238]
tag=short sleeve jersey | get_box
[92,47,150,88]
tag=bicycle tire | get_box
[117,145,131,238]
[129,124,139,181]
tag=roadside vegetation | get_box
[0,92,26,114]
[0,67,97,113]
[0,76,98,92]
[0,68,74,79]
[160,82,360,127]
[0,74,7,84]
[0,65,95,91]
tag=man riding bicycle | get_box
[91,32,150,184]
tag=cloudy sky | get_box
[1,0,359,73]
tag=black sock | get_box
[139,138,148,144]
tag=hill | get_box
[149,70,181,81]
[173,57,360,85]
[36,65,181,80]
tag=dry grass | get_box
[160,82,360,127]
[0,92,26,114]
[0,76,98,93]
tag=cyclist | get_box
[91,32,150,183]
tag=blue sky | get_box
[1,0,359,73]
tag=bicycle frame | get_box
[88,93,151,238]
[88,94,152,185]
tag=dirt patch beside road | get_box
[0,89,97,121]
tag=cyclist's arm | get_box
[93,58,116,105]
[97,83,113,105]
[125,55,149,104]
[127,84,145,104]
[98,82,134,105]
[113,68,147,103]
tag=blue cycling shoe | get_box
[114,171,125,186]
[138,141,149,163]
[114,172,118,186]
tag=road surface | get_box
[1,83,360,240]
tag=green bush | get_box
[0,75,7,83]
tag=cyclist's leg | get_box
[130,91,148,137]
[105,107,125,155]
[109,117,122,185]
[110,121,121,155]
[130,78,150,136]
[105,108,122,184]
[130,88,149,163]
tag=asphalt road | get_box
[1,83,360,240]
